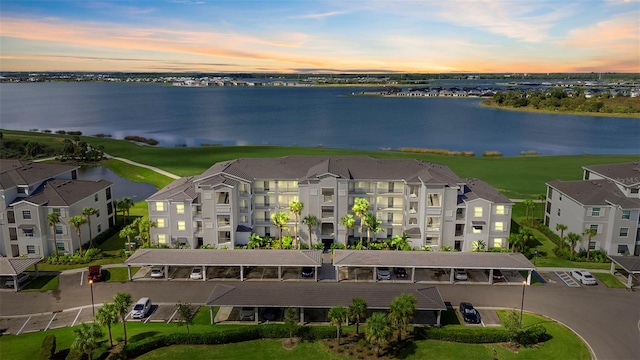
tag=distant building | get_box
[0,160,114,257]
[545,162,640,256]
[147,156,512,251]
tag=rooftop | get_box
[584,162,640,186]
[547,179,640,208]
[125,248,323,267]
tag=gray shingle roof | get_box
[0,257,42,276]
[463,178,512,204]
[0,159,78,190]
[125,248,322,267]
[14,179,112,207]
[547,179,640,209]
[147,176,196,201]
[583,162,640,186]
[608,255,640,273]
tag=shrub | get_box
[482,151,503,157]
[39,334,56,360]
[414,327,510,343]
[517,325,548,345]
[64,349,83,360]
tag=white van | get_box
[6,273,30,288]
[131,297,152,319]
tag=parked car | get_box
[190,267,203,279]
[376,267,391,280]
[150,267,164,278]
[6,273,30,288]
[87,265,102,282]
[262,308,278,321]
[492,269,505,281]
[131,297,152,319]
[393,267,408,279]
[454,269,468,281]
[240,307,256,321]
[459,302,481,324]
[301,267,314,278]
[571,269,597,285]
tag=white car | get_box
[190,267,203,279]
[376,267,391,280]
[454,269,468,281]
[571,269,597,285]
[150,267,164,278]
[132,297,152,319]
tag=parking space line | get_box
[80,271,85,286]
[71,308,82,327]
[16,316,31,335]
[44,313,57,332]
[167,309,178,323]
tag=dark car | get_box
[393,267,408,279]
[301,267,314,278]
[492,269,505,281]
[87,265,102,282]
[459,302,481,324]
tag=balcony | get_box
[349,187,374,195]
[278,187,298,194]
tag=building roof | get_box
[205,282,446,310]
[333,250,535,270]
[547,179,640,209]
[608,255,640,274]
[462,178,512,204]
[0,257,42,276]
[125,248,322,267]
[13,179,112,207]
[0,159,78,190]
[147,176,196,202]
[583,162,640,186]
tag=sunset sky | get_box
[1,0,638,73]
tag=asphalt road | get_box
[1,276,639,360]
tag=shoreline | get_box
[479,101,640,119]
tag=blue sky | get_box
[1,0,638,73]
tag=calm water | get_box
[77,166,157,201]
[1,82,638,155]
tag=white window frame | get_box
[176,203,185,214]
[619,228,629,237]
[474,207,483,217]
[155,202,165,212]
[495,205,505,215]
[177,221,186,231]
[156,218,166,228]
[494,222,504,232]
[621,210,630,220]
[591,207,601,217]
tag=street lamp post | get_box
[89,279,95,321]
[534,250,538,266]
[520,280,526,325]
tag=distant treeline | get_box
[483,88,640,114]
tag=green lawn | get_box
[21,275,58,292]
[105,267,140,282]
[592,272,627,288]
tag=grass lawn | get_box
[21,275,58,291]
[592,272,627,288]
[103,158,172,190]
[105,267,140,282]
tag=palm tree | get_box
[340,214,356,246]
[328,306,347,345]
[118,197,134,225]
[522,199,535,226]
[119,225,137,252]
[95,303,119,347]
[352,198,370,248]
[364,212,383,249]
[81,207,98,248]
[536,193,546,222]
[566,232,581,259]
[289,201,304,249]
[555,223,568,249]
[72,323,103,360]
[133,217,157,247]
[47,212,61,256]
[390,233,409,251]
[271,211,290,249]
[348,297,368,334]
[69,215,87,257]
[582,228,597,261]
[302,214,320,248]
[509,233,522,253]
[112,292,133,345]
[366,312,393,358]
[471,239,486,252]
[388,293,417,342]
[518,228,534,252]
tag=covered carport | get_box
[333,250,535,285]
[0,257,42,292]
[124,248,322,281]
[608,255,640,289]
[205,282,446,326]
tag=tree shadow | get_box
[129,331,160,343]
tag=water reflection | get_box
[77,166,157,202]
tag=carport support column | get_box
[240,266,244,281]
[254,308,259,324]
[437,310,441,327]
[210,307,214,324]
[489,269,494,285]
[335,266,339,282]
[526,270,532,285]
[449,269,454,283]
[300,307,305,324]
[373,267,377,282]
[202,265,207,281]
[610,261,616,274]
[315,267,318,282]
[34,264,40,277]
[278,266,282,281]
[628,274,633,288]
[127,265,132,281]
[164,265,169,280]
[411,267,415,283]
[12,275,18,292]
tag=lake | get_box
[77,166,157,202]
[1,82,638,155]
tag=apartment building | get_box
[546,162,640,256]
[0,159,114,257]
[147,156,512,251]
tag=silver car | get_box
[377,267,391,280]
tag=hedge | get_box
[414,327,510,343]
[38,334,56,360]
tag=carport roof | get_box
[0,257,41,276]
[333,250,535,270]
[608,255,640,274]
[206,282,446,310]
[125,249,322,267]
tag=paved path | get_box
[104,154,181,179]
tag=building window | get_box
[494,222,504,232]
[23,228,34,237]
[240,215,248,223]
[474,207,483,217]
[631,188,639,194]
[96,210,100,218]
[559,194,562,201]
[155,202,165,212]
[622,210,631,220]
[589,241,596,250]
[557,209,561,216]
[105,187,112,200]
[547,188,552,200]
[472,226,482,234]
[590,224,599,232]
[216,192,230,204]
[426,217,440,231]
[493,238,503,249]
[495,205,505,215]
[157,218,166,228]
[56,242,65,251]
[55,225,63,235]
[177,221,186,231]
[591,207,600,217]
[27,245,36,254]
[427,193,441,207]
[409,217,417,225]
[97,224,101,233]
[22,210,32,220]
[158,234,166,244]
[176,204,185,214]
[619,228,629,237]
[53,208,61,215]
[94,193,99,202]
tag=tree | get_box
[117,197,134,225]
[523,199,535,226]
[518,228,535,253]
[582,228,597,261]
[566,232,581,259]
[536,193,546,222]
[284,307,298,343]
[47,212,61,256]
[81,207,98,248]
[112,292,133,345]
[302,214,320,248]
[471,240,486,252]
[69,215,87,257]
[388,293,417,342]
[289,201,304,249]
[119,225,137,252]
[352,198,370,248]
[340,214,356,246]
[95,302,119,347]
[363,212,383,249]
[390,233,410,251]
[555,223,568,250]
[509,233,522,253]
[348,297,368,334]
[133,217,157,247]
[502,310,523,346]
[271,211,290,249]
[72,323,103,360]
[366,312,393,357]
[328,306,347,345]
[175,302,196,334]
